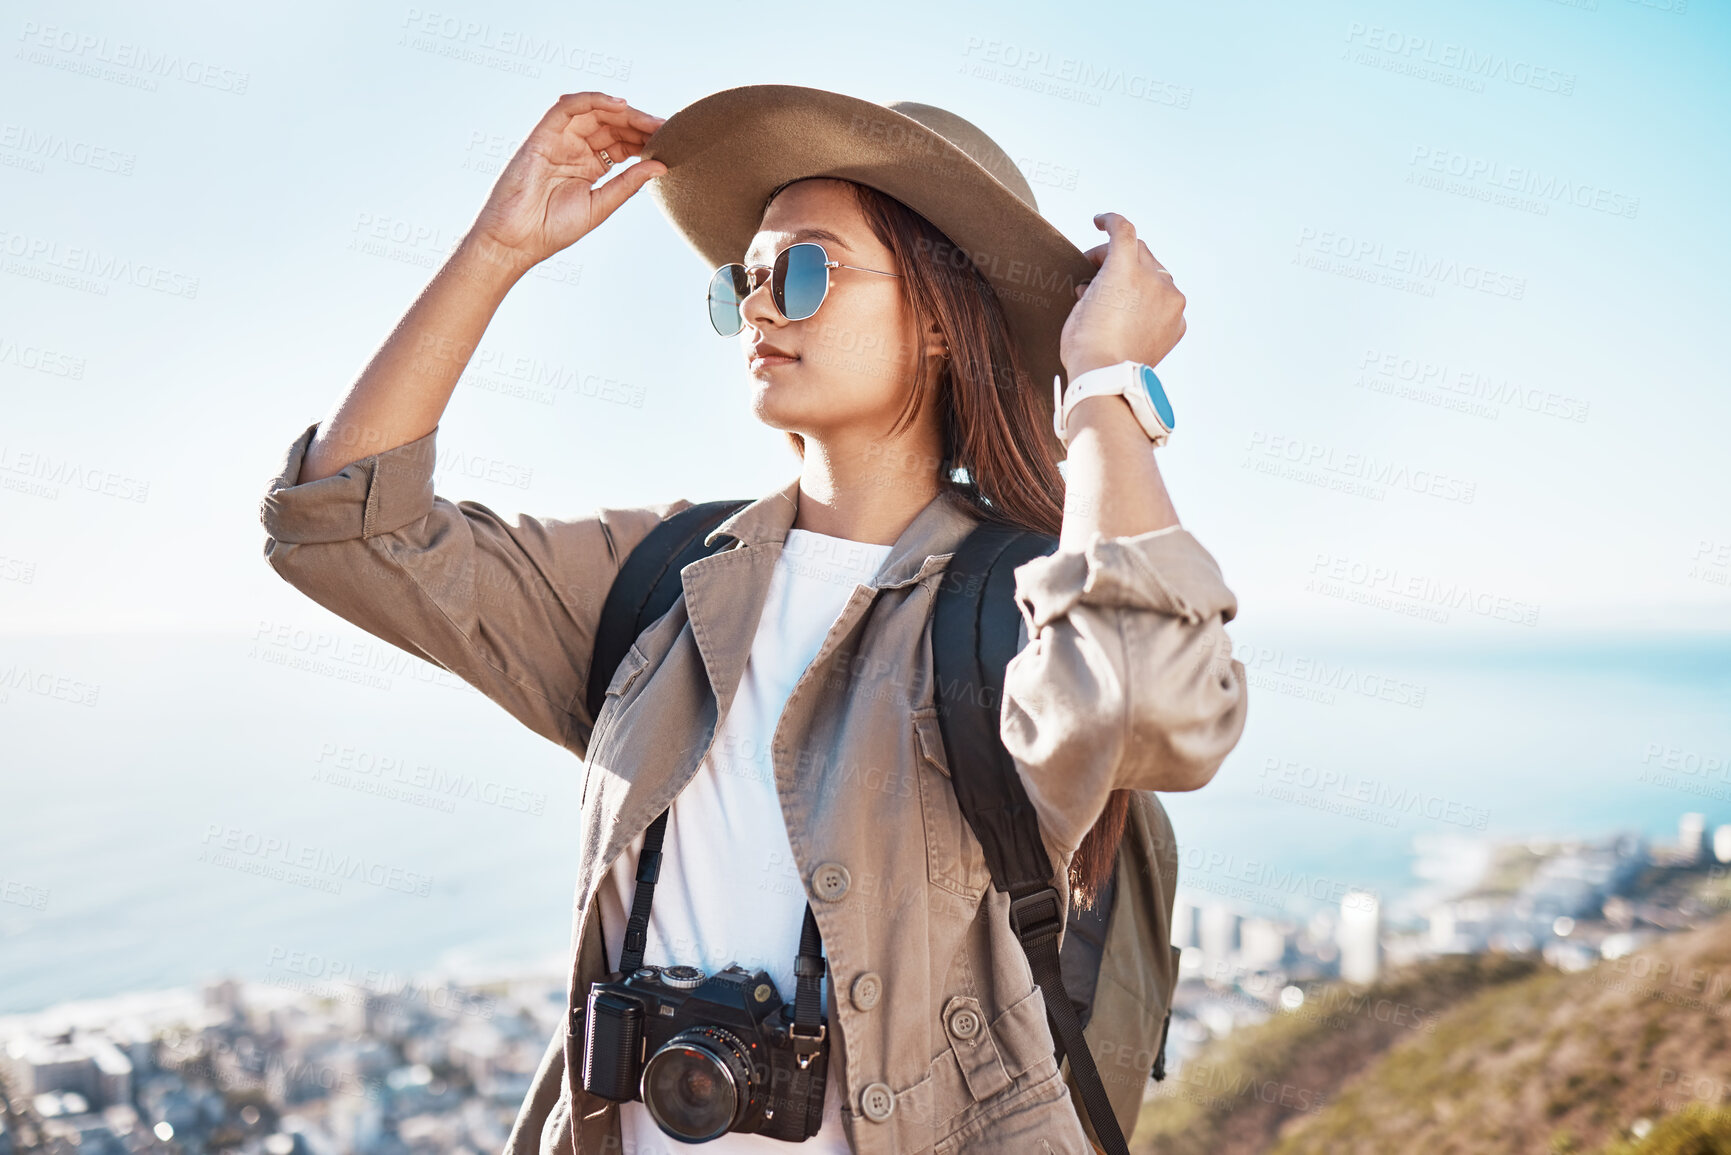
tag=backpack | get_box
[583,500,1180,1155]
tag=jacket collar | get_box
[680,478,984,727]
[703,477,985,589]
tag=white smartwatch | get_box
[1052,361,1176,448]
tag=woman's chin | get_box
[749,379,819,432]
[750,371,893,439]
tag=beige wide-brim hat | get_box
[640,84,1097,460]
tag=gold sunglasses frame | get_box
[706,241,901,336]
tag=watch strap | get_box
[1054,362,1170,447]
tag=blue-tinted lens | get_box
[706,264,750,337]
[774,243,830,321]
[1140,365,1176,430]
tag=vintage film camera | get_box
[578,810,830,1142]
[582,958,828,1142]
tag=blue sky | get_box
[2,0,1728,640]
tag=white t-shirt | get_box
[598,527,895,1154]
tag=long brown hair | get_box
[780,178,1130,910]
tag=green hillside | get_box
[1134,915,1731,1154]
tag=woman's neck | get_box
[791,428,944,546]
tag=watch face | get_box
[1139,365,1176,430]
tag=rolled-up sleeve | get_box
[258,421,679,756]
[1000,526,1248,856]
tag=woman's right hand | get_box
[464,91,667,275]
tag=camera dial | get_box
[660,965,706,989]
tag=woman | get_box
[260,86,1247,1155]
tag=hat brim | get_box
[640,84,1096,461]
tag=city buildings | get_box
[0,974,559,1155]
[1160,812,1731,1082]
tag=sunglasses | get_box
[706,241,901,337]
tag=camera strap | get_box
[617,808,669,974]
[617,806,829,1043]
[792,904,826,1035]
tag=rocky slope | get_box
[1133,915,1731,1154]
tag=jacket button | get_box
[812,862,851,902]
[947,1006,981,1040]
[860,1082,895,1123]
[851,972,882,1012]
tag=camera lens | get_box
[640,1027,754,1142]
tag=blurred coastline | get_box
[3,811,1727,1155]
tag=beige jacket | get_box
[258,421,1248,1155]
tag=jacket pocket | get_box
[913,707,993,901]
[581,642,653,810]
[601,641,652,700]
[933,1063,1093,1155]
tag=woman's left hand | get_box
[1059,212,1186,379]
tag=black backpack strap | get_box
[1152,1001,1173,1082]
[583,498,750,723]
[932,521,1133,1155]
[931,522,1058,893]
